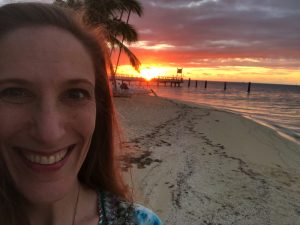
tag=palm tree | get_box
[54,0,143,89]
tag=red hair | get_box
[0,3,128,225]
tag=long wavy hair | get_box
[0,3,128,225]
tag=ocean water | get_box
[148,81,300,144]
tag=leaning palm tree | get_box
[54,0,143,89]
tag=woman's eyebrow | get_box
[65,79,95,87]
[0,78,31,85]
[0,78,95,87]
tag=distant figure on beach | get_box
[0,3,162,225]
[120,82,129,90]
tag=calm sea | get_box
[148,81,300,145]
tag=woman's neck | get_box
[26,181,80,225]
[26,182,99,225]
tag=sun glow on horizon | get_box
[116,64,300,85]
[116,64,169,81]
[140,67,166,80]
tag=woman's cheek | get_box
[69,102,97,135]
[70,103,96,164]
[0,105,28,138]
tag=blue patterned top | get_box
[98,191,163,225]
[135,204,163,225]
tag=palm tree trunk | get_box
[112,9,132,90]
[114,10,131,74]
[110,10,124,57]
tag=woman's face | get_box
[0,26,97,203]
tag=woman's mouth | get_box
[23,149,68,165]
[14,145,76,171]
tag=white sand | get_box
[114,95,300,225]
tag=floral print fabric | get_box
[135,204,163,225]
[99,191,163,225]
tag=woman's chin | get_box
[18,179,78,205]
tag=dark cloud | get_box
[1,0,298,69]
[129,0,300,67]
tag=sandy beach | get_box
[114,94,300,225]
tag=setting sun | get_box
[140,67,162,81]
[115,64,169,80]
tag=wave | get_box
[150,82,300,145]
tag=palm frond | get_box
[120,0,143,17]
[111,36,141,71]
[67,0,83,10]
[54,0,143,73]
[53,0,68,8]
[53,0,83,10]
[107,20,138,43]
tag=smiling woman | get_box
[0,3,162,225]
[0,25,97,204]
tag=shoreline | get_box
[152,93,300,146]
[114,94,300,225]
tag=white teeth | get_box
[23,149,68,165]
[49,156,55,164]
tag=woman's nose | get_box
[29,102,66,146]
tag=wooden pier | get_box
[112,75,253,93]
[110,75,145,86]
[153,76,184,87]
[111,75,184,87]
[187,78,253,93]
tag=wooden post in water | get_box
[247,82,251,93]
[204,80,208,89]
[224,82,227,91]
[195,80,198,88]
[188,78,191,88]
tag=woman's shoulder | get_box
[99,191,163,225]
[133,204,163,225]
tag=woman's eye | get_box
[64,89,92,101]
[0,87,34,104]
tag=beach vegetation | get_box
[53,0,143,88]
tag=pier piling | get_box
[247,82,251,93]
[112,76,254,92]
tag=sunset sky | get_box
[0,0,299,84]
[116,0,300,85]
